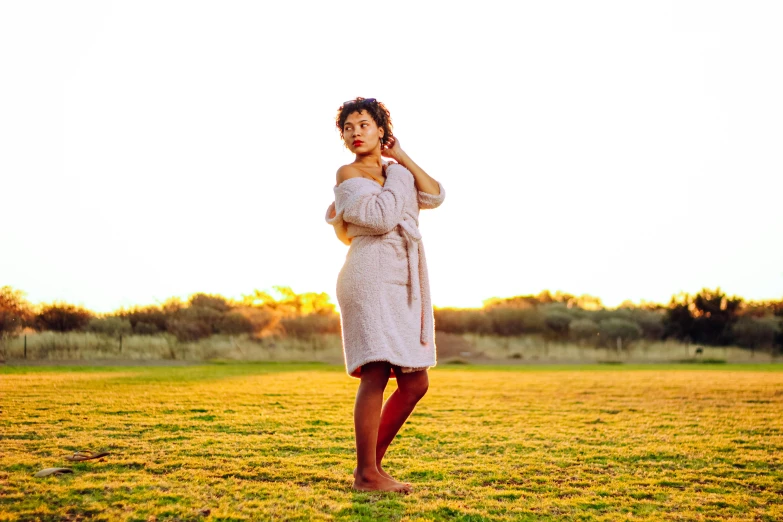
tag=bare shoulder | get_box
[336,164,364,185]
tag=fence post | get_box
[24,335,27,359]
[119,334,122,354]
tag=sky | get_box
[1,1,782,314]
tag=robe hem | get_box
[347,356,436,379]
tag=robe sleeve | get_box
[417,180,446,210]
[325,201,351,246]
[336,167,410,235]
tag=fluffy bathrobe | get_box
[325,161,446,379]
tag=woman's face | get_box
[342,110,383,153]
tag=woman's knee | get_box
[399,371,429,402]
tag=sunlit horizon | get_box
[4,283,780,317]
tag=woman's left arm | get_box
[383,137,441,196]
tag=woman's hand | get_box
[381,136,440,195]
[381,135,404,162]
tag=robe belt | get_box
[393,212,433,346]
[397,215,421,301]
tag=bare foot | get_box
[355,466,412,486]
[352,469,412,493]
[376,466,393,480]
[378,465,412,487]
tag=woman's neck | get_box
[353,152,383,168]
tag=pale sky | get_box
[1,1,781,314]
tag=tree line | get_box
[0,286,340,342]
[435,289,782,352]
[1,286,781,352]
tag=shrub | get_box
[281,314,340,338]
[570,318,599,343]
[215,312,255,335]
[232,306,281,337]
[189,293,231,313]
[34,302,93,332]
[598,318,642,348]
[86,316,132,337]
[543,309,574,338]
[121,305,169,333]
[166,318,211,342]
[134,321,161,335]
[664,288,742,346]
[165,306,222,342]
[516,308,548,334]
[433,308,492,335]
[732,316,779,350]
[486,307,546,336]
[629,309,666,340]
[0,286,33,338]
[592,308,634,323]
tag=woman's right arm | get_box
[335,165,409,235]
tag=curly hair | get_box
[335,97,394,149]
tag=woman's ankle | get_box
[355,465,381,479]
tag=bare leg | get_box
[352,362,412,493]
[376,368,429,475]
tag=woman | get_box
[325,97,446,493]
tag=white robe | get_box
[325,162,446,378]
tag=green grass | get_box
[1,363,782,521]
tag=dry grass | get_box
[1,363,781,521]
[4,332,779,365]
[1,332,343,363]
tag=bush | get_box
[543,309,574,338]
[86,316,132,337]
[189,293,231,313]
[134,321,161,335]
[121,305,169,334]
[166,318,211,342]
[732,316,779,350]
[592,308,634,323]
[233,306,281,337]
[629,309,666,340]
[570,318,599,343]
[215,312,255,335]
[0,286,33,338]
[34,302,93,332]
[598,318,642,348]
[664,288,742,346]
[281,314,340,338]
[165,306,222,342]
[433,308,492,335]
[487,307,546,336]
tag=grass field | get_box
[1,362,782,521]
